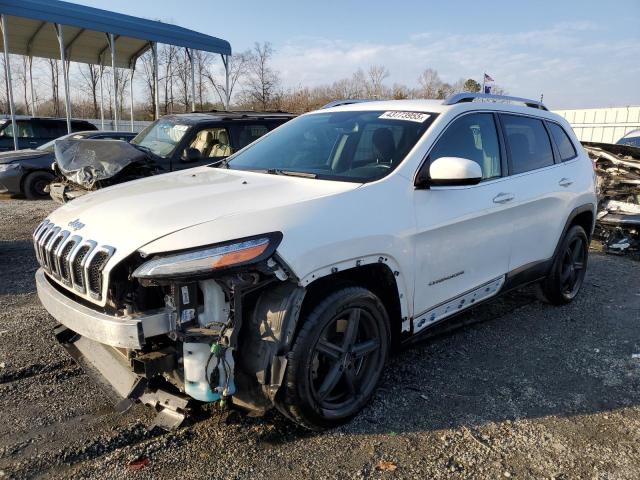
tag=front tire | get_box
[539,225,589,305]
[276,287,390,430]
[23,171,54,200]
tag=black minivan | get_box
[0,117,97,151]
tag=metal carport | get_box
[0,0,232,150]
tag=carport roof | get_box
[0,0,231,68]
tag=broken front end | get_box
[49,139,161,203]
[34,222,303,428]
[584,142,640,255]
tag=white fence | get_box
[553,106,640,144]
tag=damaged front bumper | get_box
[49,181,89,204]
[37,268,190,428]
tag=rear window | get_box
[501,114,554,174]
[547,122,577,161]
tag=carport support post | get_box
[186,48,196,112]
[28,55,36,116]
[129,60,135,132]
[0,15,18,150]
[55,24,72,134]
[222,54,230,110]
[99,62,105,130]
[151,42,159,120]
[109,33,118,130]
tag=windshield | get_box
[224,110,435,182]
[131,119,190,158]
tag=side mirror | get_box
[415,156,482,188]
[183,147,202,162]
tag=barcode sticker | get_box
[379,111,431,123]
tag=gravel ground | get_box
[1,196,639,479]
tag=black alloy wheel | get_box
[277,287,390,430]
[539,224,589,305]
[559,235,587,297]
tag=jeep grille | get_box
[33,220,115,302]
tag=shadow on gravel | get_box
[0,240,38,295]
[206,254,640,442]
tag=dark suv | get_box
[0,117,97,151]
[50,111,296,203]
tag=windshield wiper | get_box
[265,169,317,179]
[132,144,159,158]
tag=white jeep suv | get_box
[34,93,597,430]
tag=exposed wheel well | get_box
[570,209,595,239]
[301,264,403,347]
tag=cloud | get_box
[271,22,639,108]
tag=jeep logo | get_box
[68,219,85,231]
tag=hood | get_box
[45,166,360,262]
[55,138,149,188]
[0,149,49,164]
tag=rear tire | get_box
[276,287,390,430]
[23,171,54,200]
[539,225,589,305]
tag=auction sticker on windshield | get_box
[379,111,431,123]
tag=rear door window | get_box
[501,114,554,174]
[429,112,502,179]
[37,120,66,138]
[233,124,269,150]
[547,122,577,161]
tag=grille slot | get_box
[88,251,110,295]
[58,240,77,284]
[72,245,91,290]
[48,234,64,275]
[32,220,115,303]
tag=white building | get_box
[553,106,640,144]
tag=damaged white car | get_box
[34,93,597,430]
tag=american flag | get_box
[484,73,495,82]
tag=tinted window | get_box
[234,124,269,150]
[37,120,66,138]
[429,113,501,179]
[502,114,554,174]
[547,122,576,161]
[72,121,97,131]
[0,121,35,138]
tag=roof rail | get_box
[443,93,548,111]
[320,99,376,109]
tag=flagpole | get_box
[482,72,485,95]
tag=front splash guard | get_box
[54,325,189,430]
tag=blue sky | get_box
[71,0,639,108]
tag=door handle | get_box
[493,192,515,204]
[558,177,573,187]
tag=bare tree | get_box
[175,49,191,111]
[243,42,280,110]
[78,63,100,117]
[47,59,60,116]
[417,68,442,99]
[366,65,389,98]
[205,50,249,107]
[162,45,178,114]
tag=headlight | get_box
[132,233,282,279]
[0,163,20,172]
